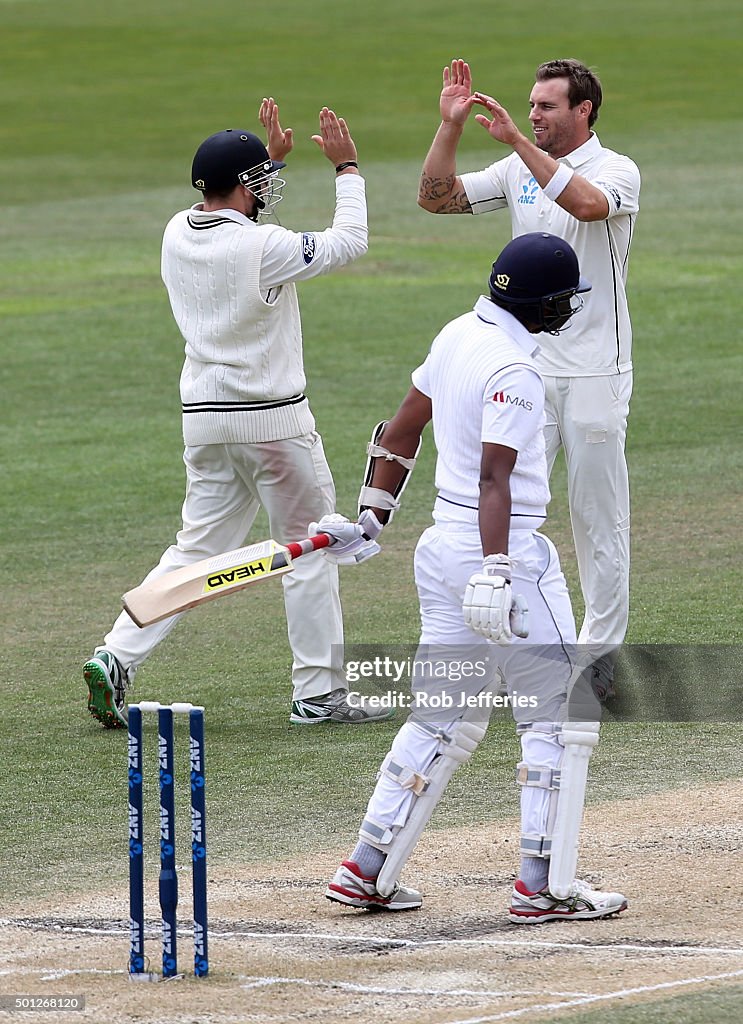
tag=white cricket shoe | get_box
[325,861,422,911]
[509,877,628,924]
[290,689,395,725]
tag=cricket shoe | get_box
[290,688,395,725]
[84,650,128,729]
[588,653,616,702]
[325,861,422,911]
[509,878,628,924]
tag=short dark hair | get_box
[202,187,238,203]
[535,59,602,127]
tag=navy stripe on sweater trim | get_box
[186,214,235,230]
[182,394,307,413]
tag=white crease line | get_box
[417,937,743,955]
[443,968,743,1024]
[3,920,743,957]
[215,930,743,957]
[0,967,125,979]
[238,976,592,998]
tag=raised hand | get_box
[259,96,294,162]
[311,107,358,167]
[440,59,478,126]
[472,92,522,147]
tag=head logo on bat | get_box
[205,558,271,592]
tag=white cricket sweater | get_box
[160,174,368,444]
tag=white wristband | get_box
[542,163,574,201]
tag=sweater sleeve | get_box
[258,174,368,289]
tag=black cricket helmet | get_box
[191,129,286,215]
[488,232,591,334]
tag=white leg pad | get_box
[373,714,490,897]
[548,721,600,899]
[517,724,563,861]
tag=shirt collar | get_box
[474,295,541,358]
[558,131,602,169]
[189,203,253,226]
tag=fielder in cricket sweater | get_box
[84,103,390,728]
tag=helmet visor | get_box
[238,159,286,216]
[542,289,587,334]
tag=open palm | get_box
[440,59,476,125]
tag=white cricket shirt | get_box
[412,296,549,517]
[461,133,640,377]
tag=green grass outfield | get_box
[1,1,742,1019]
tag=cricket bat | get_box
[122,533,332,628]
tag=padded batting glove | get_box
[308,511,383,565]
[463,554,529,644]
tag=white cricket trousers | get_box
[543,372,632,649]
[100,433,345,701]
[359,511,577,860]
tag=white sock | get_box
[519,856,549,893]
[350,841,386,879]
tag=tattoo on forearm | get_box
[438,188,472,214]
[420,173,455,200]
[419,173,472,214]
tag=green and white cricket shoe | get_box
[290,688,395,725]
[84,650,128,730]
[509,877,628,923]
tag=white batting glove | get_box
[463,554,529,644]
[307,511,382,565]
[510,592,529,639]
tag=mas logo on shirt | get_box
[302,233,317,264]
[492,390,533,411]
[596,180,622,211]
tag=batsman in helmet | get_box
[317,231,628,922]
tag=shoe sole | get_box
[289,708,396,726]
[325,887,422,911]
[509,900,628,924]
[329,708,396,724]
[84,661,127,730]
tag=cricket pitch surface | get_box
[2,782,742,1024]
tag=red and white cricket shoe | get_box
[325,860,422,911]
[509,877,627,923]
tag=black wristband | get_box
[335,161,358,173]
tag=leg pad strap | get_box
[379,754,430,796]
[516,762,561,789]
[359,815,396,847]
[520,833,553,858]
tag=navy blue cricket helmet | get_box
[488,232,591,334]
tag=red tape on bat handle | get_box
[285,534,332,560]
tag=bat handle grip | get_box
[285,534,332,559]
